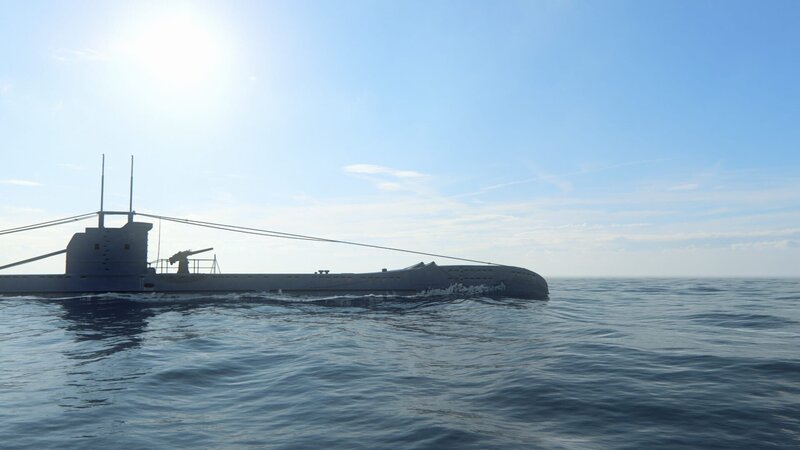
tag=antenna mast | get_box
[128,155,134,223]
[99,154,105,228]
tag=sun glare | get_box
[124,13,224,93]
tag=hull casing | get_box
[0,263,548,299]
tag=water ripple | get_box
[1,279,799,448]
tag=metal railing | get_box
[149,255,221,274]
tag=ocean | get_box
[1,278,798,449]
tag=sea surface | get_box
[1,278,799,449]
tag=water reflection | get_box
[59,296,155,361]
[55,293,538,363]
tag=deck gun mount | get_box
[169,248,213,274]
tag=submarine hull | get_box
[0,264,548,300]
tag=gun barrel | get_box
[169,247,214,264]
[185,247,214,256]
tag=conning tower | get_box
[65,222,152,276]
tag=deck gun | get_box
[169,247,213,274]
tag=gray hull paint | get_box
[1,220,548,299]
[0,264,548,299]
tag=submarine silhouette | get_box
[0,158,548,299]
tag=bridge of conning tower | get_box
[65,222,152,276]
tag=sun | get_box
[111,8,237,116]
[124,13,224,93]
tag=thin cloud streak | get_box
[343,163,431,194]
[11,181,795,276]
[169,190,800,276]
[458,158,669,198]
[52,48,108,62]
[344,164,424,178]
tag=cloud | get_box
[52,48,108,63]
[461,158,671,199]
[612,228,800,245]
[480,170,572,194]
[572,158,670,175]
[152,162,800,276]
[0,179,42,187]
[147,181,800,277]
[0,80,11,96]
[343,164,429,194]
[7,162,796,277]
[344,164,424,178]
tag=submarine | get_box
[0,158,549,300]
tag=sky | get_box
[1,0,799,277]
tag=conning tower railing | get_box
[149,255,221,275]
